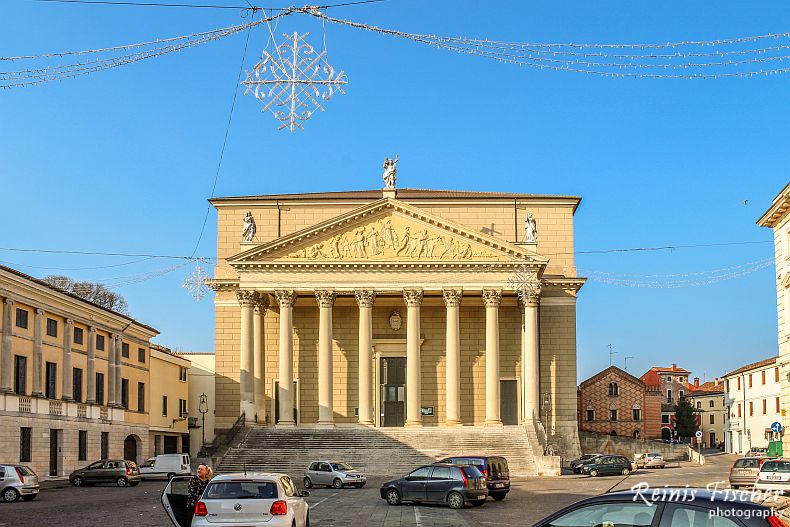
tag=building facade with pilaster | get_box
[0,265,157,478]
[209,184,585,455]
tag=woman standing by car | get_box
[185,464,213,523]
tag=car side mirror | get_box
[301,491,309,497]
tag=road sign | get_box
[771,422,783,433]
[695,430,703,439]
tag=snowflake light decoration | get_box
[507,264,542,304]
[182,260,212,301]
[242,32,348,131]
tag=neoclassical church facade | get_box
[210,177,584,453]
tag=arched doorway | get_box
[661,427,672,441]
[124,435,140,463]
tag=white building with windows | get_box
[723,357,781,454]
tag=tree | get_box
[674,397,697,440]
[42,275,129,314]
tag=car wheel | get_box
[303,477,312,489]
[622,468,630,476]
[589,469,598,477]
[491,493,506,501]
[72,476,85,487]
[385,488,401,506]
[332,478,343,489]
[2,488,19,503]
[116,477,128,487]
[447,491,464,509]
[21,495,37,501]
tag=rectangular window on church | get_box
[586,409,594,422]
[610,409,618,421]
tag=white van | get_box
[139,454,191,480]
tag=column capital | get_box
[65,318,74,326]
[237,290,258,307]
[88,325,96,334]
[442,289,463,307]
[35,308,44,316]
[354,289,376,308]
[4,297,14,307]
[253,294,269,315]
[315,290,336,308]
[482,289,502,307]
[274,289,297,308]
[403,288,423,307]
[519,287,542,306]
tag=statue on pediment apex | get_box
[383,154,398,189]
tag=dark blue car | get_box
[380,464,487,509]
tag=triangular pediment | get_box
[228,198,547,268]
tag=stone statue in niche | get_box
[242,211,257,242]
[383,154,398,189]
[524,213,538,243]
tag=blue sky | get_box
[1,1,788,383]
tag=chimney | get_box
[714,378,720,386]
[671,363,677,369]
[694,377,700,388]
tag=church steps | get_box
[218,425,538,477]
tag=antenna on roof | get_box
[609,344,617,366]
[624,356,634,371]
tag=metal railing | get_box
[199,413,245,458]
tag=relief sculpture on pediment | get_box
[287,216,491,261]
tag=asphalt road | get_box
[0,453,740,527]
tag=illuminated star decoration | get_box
[182,260,212,301]
[507,264,542,303]
[242,31,348,131]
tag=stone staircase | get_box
[218,425,540,478]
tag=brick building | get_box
[640,364,698,441]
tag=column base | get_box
[484,419,503,427]
[404,419,423,427]
[0,387,11,394]
[357,419,374,426]
[275,421,296,428]
[86,399,96,405]
[61,396,73,402]
[443,419,463,427]
[316,422,335,429]
[31,391,43,398]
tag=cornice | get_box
[231,261,545,272]
[758,182,790,228]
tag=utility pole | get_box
[609,344,617,366]
[624,356,634,372]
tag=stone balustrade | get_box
[0,392,122,421]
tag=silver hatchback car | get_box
[0,464,39,502]
[304,461,366,489]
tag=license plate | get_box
[495,483,504,488]
[766,476,783,480]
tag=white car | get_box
[140,454,191,480]
[754,459,790,493]
[634,452,665,469]
[161,473,310,527]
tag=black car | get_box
[438,456,510,501]
[380,464,487,509]
[531,489,783,527]
[570,453,603,473]
[580,455,633,477]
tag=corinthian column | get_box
[0,298,14,393]
[521,282,542,422]
[31,308,44,397]
[403,289,423,427]
[443,289,462,426]
[237,290,257,421]
[62,319,74,401]
[355,290,375,425]
[315,290,336,427]
[483,289,502,426]
[253,294,268,423]
[275,290,296,427]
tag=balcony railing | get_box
[1,393,121,422]
[77,404,88,418]
[19,397,31,413]
[49,400,63,416]
[100,407,109,420]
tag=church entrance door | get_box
[379,357,406,427]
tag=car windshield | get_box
[331,463,353,471]
[648,453,661,457]
[204,481,278,500]
[761,461,790,473]
[734,459,760,469]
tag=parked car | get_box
[730,457,764,489]
[633,452,665,469]
[570,454,602,474]
[69,459,141,487]
[0,464,39,502]
[139,454,191,480]
[380,463,487,509]
[303,461,366,489]
[755,459,790,494]
[580,455,633,477]
[530,488,784,527]
[748,447,770,458]
[437,456,510,501]
[161,473,310,527]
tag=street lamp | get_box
[198,392,209,455]
[541,392,553,455]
